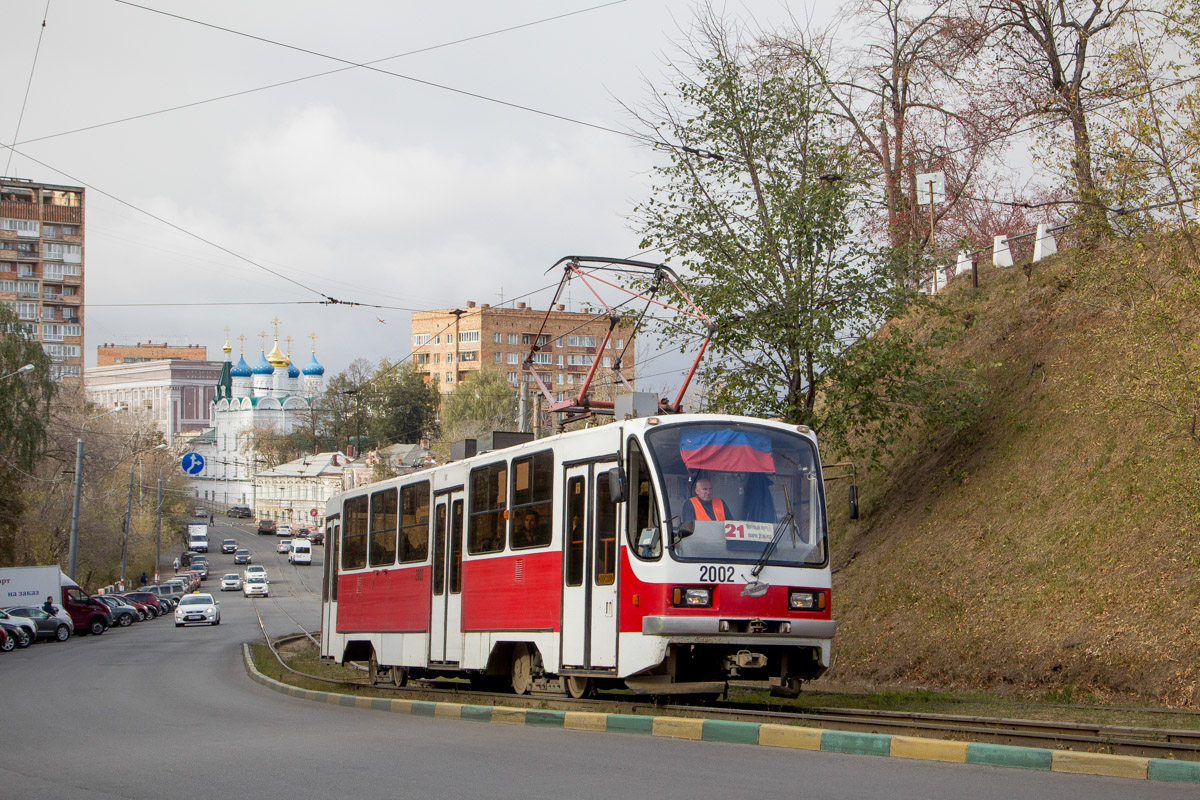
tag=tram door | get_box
[561,461,619,670]
[429,490,464,664]
[321,515,340,651]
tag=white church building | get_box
[187,334,326,510]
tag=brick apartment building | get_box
[97,342,208,366]
[410,301,636,401]
[0,177,84,380]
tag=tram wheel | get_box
[390,666,407,687]
[368,653,381,685]
[511,644,533,695]
[564,676,593,699]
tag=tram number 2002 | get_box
[699,565,736,583]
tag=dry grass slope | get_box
[822,236,1200,707]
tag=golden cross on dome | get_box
[271,317,281,340]
[285,335,293,356]
[310,332,318,352]
[238,334,246,353]
[259,331,267,350]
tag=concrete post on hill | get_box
[993,235,1013,268]
[1033,224,1058,262]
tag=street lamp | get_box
[68,405,126,580]
[0,363,34,381]
[121,443,167,590]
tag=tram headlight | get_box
[671,586,713,608]
[788,590,825,611]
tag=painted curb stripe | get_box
[758,724,823,750]
[525,709,566,728]
[462,705,493,723]
[890,735,968,763]
[822,730,892,757]
[240,647,1199,784]
[564,711,608,731]
[1149,759,1200,783]
[702,719,760,745]
[492,707,527,725]
[652,717,704,740]
[1052,751,1148,780]
[966,743,1052,771]
[607,714,654,735]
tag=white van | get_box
[288,539,311,565]
[187,532,209,553]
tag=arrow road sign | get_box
[181,452,206,475]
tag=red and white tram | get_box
[320,413,835,697]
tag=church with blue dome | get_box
[188,325,327,508]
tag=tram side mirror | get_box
[637,527,661,558]
[678,521,695,540]
[607,465,627,503]
[848,484,859,520]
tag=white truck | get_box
[187,523,209,553]
[0,566,114,635]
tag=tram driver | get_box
[681,477,729,523]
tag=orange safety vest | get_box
[689,496,727,521]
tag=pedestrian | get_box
[42,596,56,616]
[172,556,180,574]
[139,571,148,587]
[208,513,214,524]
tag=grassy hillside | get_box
[823,235,1200,707]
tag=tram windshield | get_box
[644,422,826,567]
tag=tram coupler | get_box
[769,676,803,698]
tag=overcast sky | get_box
[1,0,822,393]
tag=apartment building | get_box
[409,300,636,401]
[98,342,208,366]
[0,177,84,380]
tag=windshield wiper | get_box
[742,484,798,596]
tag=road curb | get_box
[241,646,1200,784]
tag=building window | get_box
[507,333,519,345]
[493,351,502,362]
[602,356,612,368]
[0,280,14,292]
[507,352,519,364]
[568,335,597,348]
[531,352,552,365]
[556,373,564,385]
[434,334,441,345]
[557,355,564,367]
[493,332,502,344]
[507,371,518,383]
[413,334,431,346]
[458,351,477,362]
[458,330,480,343]
[445,372,452,382]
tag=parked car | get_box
[111,594,155,620]
[193,506,208,518]
[122,591,168,616]
[175,593,220,626]
[227,505,252,519]
[220,538,238,554]
[3,606,71,642]
[256,519,276,535]
[233,549,252,565]
[0,619,33,648]
[0,608,39,643]
[310,530,324,546]
[94,596,140,627]
[243,565,267,583]
[220,573,242,592]
[189,560,210,580]
[277,539,291,554]
[243,579,268,598]
[0,626,11,652]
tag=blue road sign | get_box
[181,452,206,475]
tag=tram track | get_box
[252,634,1200,762]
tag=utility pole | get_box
[154,478,163,584]
[120,459,136,591]
[68,436,84,580]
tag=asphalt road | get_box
[0,517,1190,800]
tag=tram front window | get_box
[644,423,826,567]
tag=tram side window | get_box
[433,503,447,596]
[468,461,507,554]
[510,450,553,549]
[627,440,661,560]
[400,481,430,563]
[342,495,369,571]
[565,477,585,587]
[595,475,617,584]
[449,499,464,594]
[369,488,398,567]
